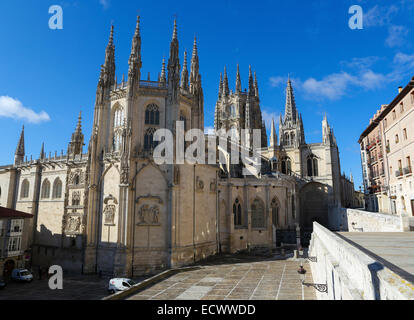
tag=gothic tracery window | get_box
[271,197,280,227]
[281,157,292,175]
[113,106,125,152]
[145,104,160,125]
[233,198,243,227]
[307,155,319,177]
[52,178,63,199]
[251,198,265,228]
[21,179,30,199]
[144,127,158,151]
[41,179,51,199]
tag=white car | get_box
[11,269,33,283]
[108,278,136,294]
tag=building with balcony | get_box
[359,77,414,217]
[0,206,33,279]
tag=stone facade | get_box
[0,17,351,277]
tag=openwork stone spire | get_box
[223,66,229,97]
[284,77,297,124]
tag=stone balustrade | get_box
[309,222,414,300]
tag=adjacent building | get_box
[0,207,33,278]
[359,77,414,217]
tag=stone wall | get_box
[340,208,403,232]
[309,222,414,300]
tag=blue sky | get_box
[1,0,414,189]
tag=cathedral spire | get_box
[235,64,241,93]
[181,50,189,91]
[167,19,180,104]
[14,125,25,165]
[190,36,200,94]
[284,77,297,123]
[128,16,142,83]
[248,65,254,95]
[223,66,229,97]
[99,24,116,89]
[270,118,277,148]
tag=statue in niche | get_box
[103,204,116,226]
[103,195,118,226]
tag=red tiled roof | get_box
[0,206,33,219]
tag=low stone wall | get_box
[340,208,402,232]
[309,222,414,300]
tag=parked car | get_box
[11,269,33,283]
[108,278,136,294]
[0,279,6,290]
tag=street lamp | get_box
[297,263,328,293]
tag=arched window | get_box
[113,106,125,152]
[144,128,158,151]
[284,133,290,146]
[251,198,265,228]
[229,104,236,117]
[307,155,319,177]
[41,179,51,199]
[233,198,242,226]
[291,132,295,145]
[271,197,279,227]
[281,157,291,175]
[113,106,124,128]
[313,158,319,176]
[21,179,30,199]
[52,178,62,199]
[145,104,160,125]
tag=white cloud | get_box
[340,56,380,70]
[269,76,285,88]
[0,96,50,124]
[99,0,110,9]
[364,5,399,28]
[302,73,355,100]
[385,25,409,48]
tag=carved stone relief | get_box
[137,204,161,226]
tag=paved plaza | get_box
[127,258,316,300]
